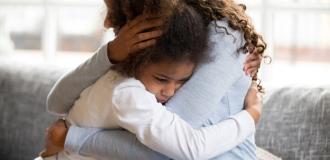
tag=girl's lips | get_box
[157,97,168,103]
[158,99,166,103]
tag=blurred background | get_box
[0,0,329,89]
[0,1,329,159]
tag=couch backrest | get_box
[0,59,66,160]
[256,87,330,159]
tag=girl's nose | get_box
[162,83,176,97]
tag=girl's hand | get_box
[39,119,68,158]
[244,81,263,124]
[243,49,263,77]
[107,14,164,63]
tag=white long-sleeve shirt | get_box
[64,69,255,160]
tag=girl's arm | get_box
[109,82,256,160]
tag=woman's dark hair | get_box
[106,0,209,77]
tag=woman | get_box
[42,0,265,159]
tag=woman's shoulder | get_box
[208,19,244,41]
[207,19,245,51]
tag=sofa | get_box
[0,57,329,160]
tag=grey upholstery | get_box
[256,87,330,160]
[0,59,65,160]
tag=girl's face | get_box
[137,60,195,104]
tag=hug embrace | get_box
[38,0,266,160]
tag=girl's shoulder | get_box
[108,71,145,92]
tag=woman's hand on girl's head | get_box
[243,50,263,77]
[244,81,263,124]
[107,14,164,63]
[39,119,68,158]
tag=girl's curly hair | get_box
[105,0,210,77]
[184,0,267,92]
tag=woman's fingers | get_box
[131,39,157,53]
[108,14,164,62]
[127,14,160,29]
[130,18,163,35]
[40,119,67,158]
[130,30,163,45]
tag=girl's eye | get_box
[155,77,168,83]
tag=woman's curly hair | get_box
[104,0,267,91]
[105,0,210,77]
[104,0,178,33]
[184,0,267,92]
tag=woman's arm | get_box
[47,14,163,115]
[65,127,169,160]
[110,82,257,160]
[46,16,168,159]
[47,45,111,115]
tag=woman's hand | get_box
[39,119,68,158]
[244,81,263,124]
[107,14,164,63]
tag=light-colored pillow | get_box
[257,147,282,160]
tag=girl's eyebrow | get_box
[155,73,171,79]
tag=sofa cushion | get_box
[256,87,330,159]
[0,59,66,160]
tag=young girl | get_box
[42,0,264,159]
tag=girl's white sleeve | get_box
[112,83,255,160]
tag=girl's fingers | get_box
[130,39,157,53]
[244,54,256,65]
[131,30,163,44]
[245,52,261,64]
[246,67,259,76]
[244,60,261,71]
